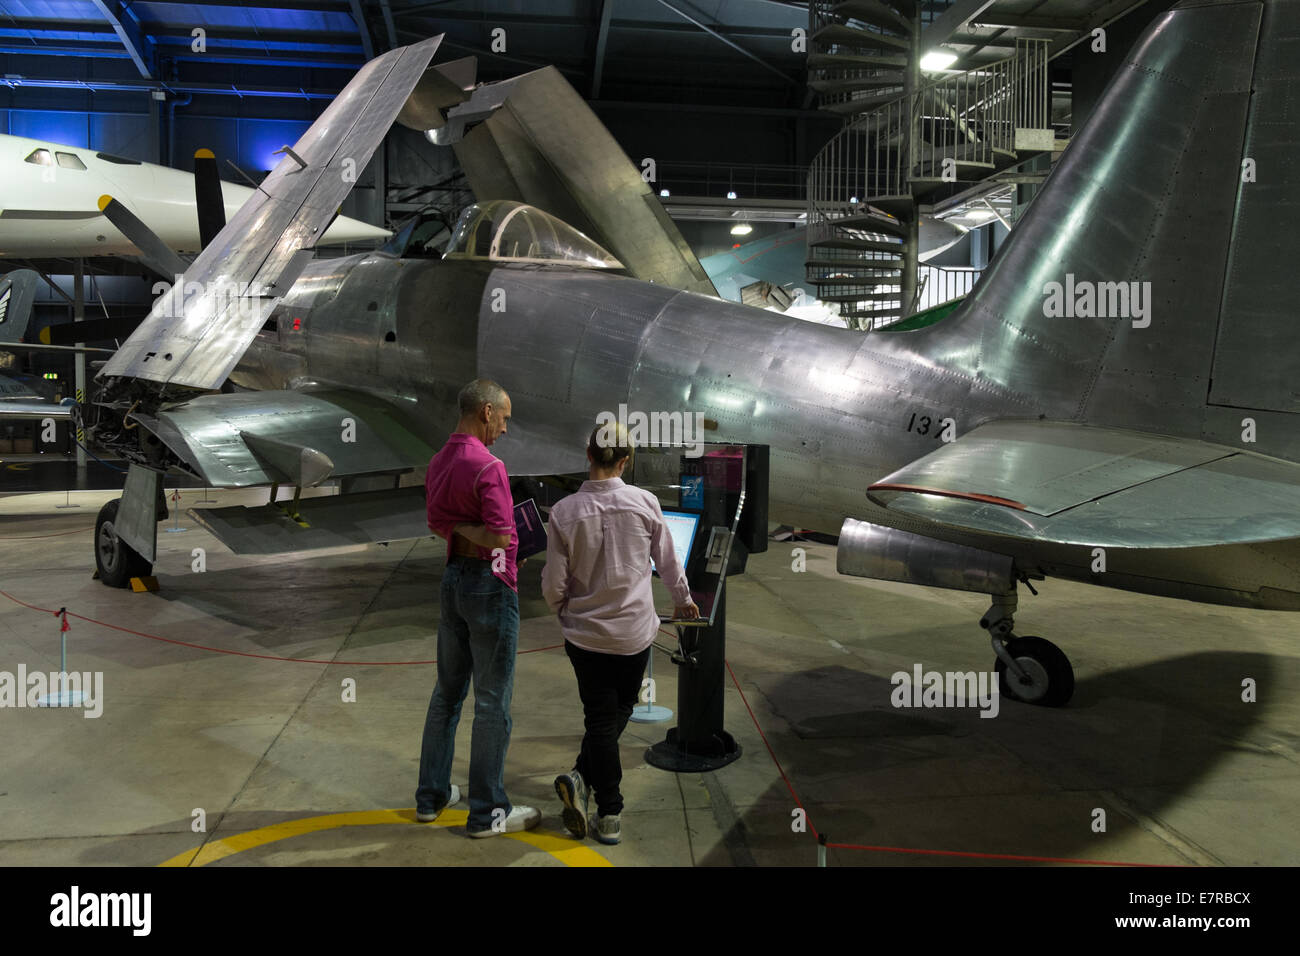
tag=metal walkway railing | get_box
[805,0,1050,329]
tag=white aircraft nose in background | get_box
[0,132,391,259]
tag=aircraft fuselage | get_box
[229,253,1300,611]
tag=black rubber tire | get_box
[995,635,1075,707]
[95,498,152,588]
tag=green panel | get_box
[877,296,964,332]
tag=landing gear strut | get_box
[981,587,1075,706]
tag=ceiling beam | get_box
[970,14,1089,31]
[590,0,613,99]
[651,0,795,85]
[347,0,374,60]
[4,19,364,56]
[392,7,800,40]
[127,0,352,11]
[395,27,587,79]
[378,0,399,52]
[591,99,832,120]
[0,74,344,100]
[89,0,155,78]
[1050,0,1152,58]
[920,0,997,51]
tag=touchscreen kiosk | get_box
[651,509,700,575]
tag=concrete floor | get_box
[1,486,1298,867]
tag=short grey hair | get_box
[458,378,508,417]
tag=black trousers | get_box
[565,641,652,817]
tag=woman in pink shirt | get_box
[542,423,698,845]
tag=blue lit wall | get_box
[4,109,90,147]
[172,116,312,177]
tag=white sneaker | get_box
[469,804,541,838]
[416,784,460,822]
[589,813,621,845]
[554,770,589,839]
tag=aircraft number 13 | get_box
[906,412,956,442]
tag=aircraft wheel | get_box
[995,635,1074,706]
[95,499,152,588]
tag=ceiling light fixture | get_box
[919,50,958,72]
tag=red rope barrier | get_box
[0,588,561,666]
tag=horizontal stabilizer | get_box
[867,421,1300,550]
[189,486,429,555]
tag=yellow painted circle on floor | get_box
[158,808,611,867]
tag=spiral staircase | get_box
[806,1,1053,330]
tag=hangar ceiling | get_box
[0,1,1174,259]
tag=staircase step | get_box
[833,212,909,237]
[808,236,905,254]
[856,193,914,218]
[813,291,904,302]
[807,73,906,94]
[911,163,996,184]
[832,0,914,34]
[820,89,907,114]
[924,142,1000,163]
[806,257,902,269]
[807,51,909,69]
[805,264,902,277]
[841,109,898,137]
[812,24,912,53]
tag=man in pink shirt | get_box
[417,378,539,837]
[542,423,697,844]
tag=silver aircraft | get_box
[78,2,1300,708]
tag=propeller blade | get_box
[193,148,227,250]
[97,195,188,279]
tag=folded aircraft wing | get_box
[449,66,718,297]
[865,420,1300,550]
[126,388,437,555]
[128,389,434,488]
[98,35,443,390]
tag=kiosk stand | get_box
[627,647,672,724]
[634,443,768,773]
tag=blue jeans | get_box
[416,558,519,832]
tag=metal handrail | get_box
[807,39,1049,229]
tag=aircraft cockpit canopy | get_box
[443,200,623,269]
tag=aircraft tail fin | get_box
[449,67,718,296]
[0,269,40,343]
[933,0,1297,453]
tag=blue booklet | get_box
[513,499,547,560]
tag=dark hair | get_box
[588,422,634,468]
